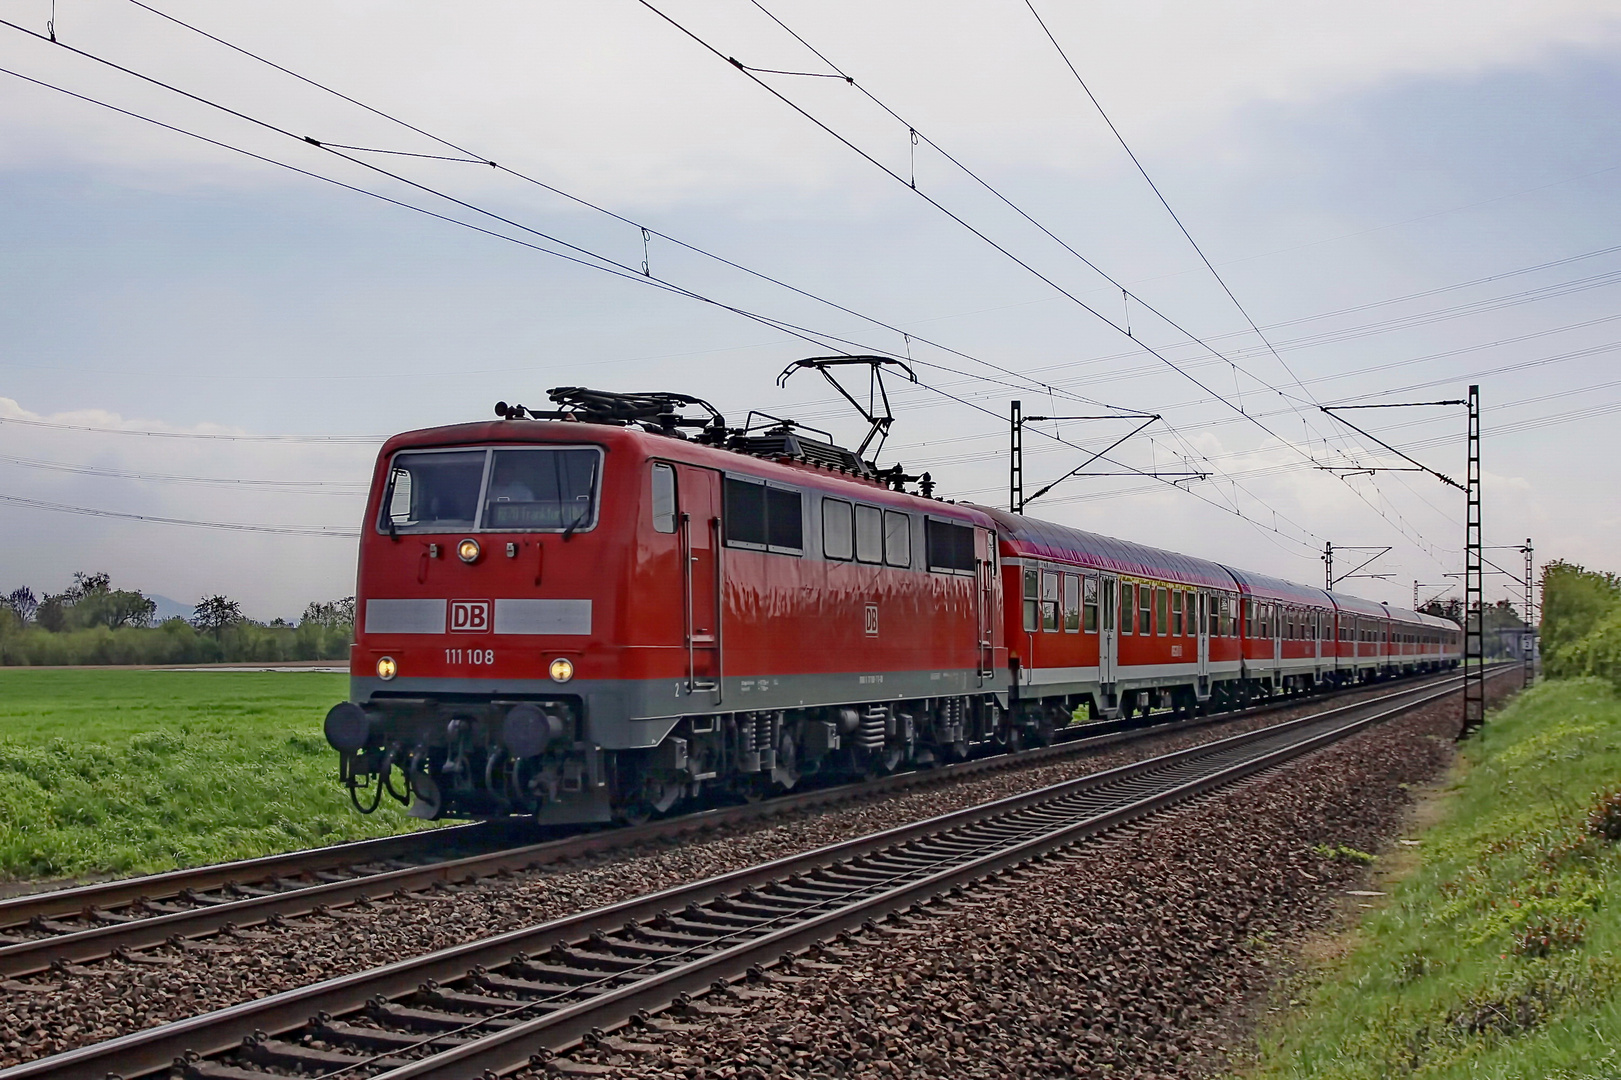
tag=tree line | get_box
[0,572,354,666]
[1541,560,1621,690]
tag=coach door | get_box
[676,464,723,701]
[1098,574,1119,686]
[974,529,998,682]
[1196,592,1211,684]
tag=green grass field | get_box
[1247,677,1621,1079]
[0,669,428,882]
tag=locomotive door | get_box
[676,464,723,702]
[974,528,998,683]
[1098,575,1118,686]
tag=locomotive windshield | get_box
[379,446,600,533]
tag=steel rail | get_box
[0,668,1473,978]
[2,667,1511,1080]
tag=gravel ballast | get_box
[0,677,1488,1068]
[544,681,1517,1079]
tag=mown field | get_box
[0,669,427,882]
[1248,676,1621,1079]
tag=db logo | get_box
[450,600,492,633]
[864,603,879,637]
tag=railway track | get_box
[3,667,1510,1080]
[0,669,1479,980]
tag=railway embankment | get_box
[1245,676,1621,1080]
[533,679,1516,1079]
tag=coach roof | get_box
[972,506,1237,591]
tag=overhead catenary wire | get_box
[0,14,1477,563]
[0,29,1321,546]
[633,0,1464,562]
[117,0,1128,416]
[0,492,360,536]
[1019,0,1317,403]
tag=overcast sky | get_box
[2,0,1617,619]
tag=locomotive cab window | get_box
[650,463,676,534]
[379,446,601,534]
[822,498,854,560]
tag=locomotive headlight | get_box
[548,657,574,683]
[376,656,398,681]
[457,538,482,564]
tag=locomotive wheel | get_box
[615,801,654,826]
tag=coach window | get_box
[1171,590,1184,636]
[883,511,912,568]
[1155,588,1169,635]
[1139,585,1153,636]
[1082,576,1099,633]
[1120,583,1134,635]
[854,505,883,564]
[1023,568,1040,632]
[1063,573,1080,632]
[1041,571,1060,632]
[650,463,677,534]
[822,498,854,561]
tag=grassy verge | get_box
[1247,677,1621,1079]
[0,669,427,882]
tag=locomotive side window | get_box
[380,449,486,532]
[724,477,768,548]
[725,477,802,554]
[1063,574,1080,632]
[822,498,854,561]
[925,518,975,573]
[650,463,677,534]
[854,505,883,564]
[883,511,912,568]
[766,487,803,552]
[1023,567,1039,632]
[1082,576,1099,633]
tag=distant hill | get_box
[149,595,195,623]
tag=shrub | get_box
[1586,788,1621,843]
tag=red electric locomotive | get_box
[324,385,1459,823]
[325,389,1011,823]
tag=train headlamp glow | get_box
[376,656,398,681]
[457,538,482,564]
[548,657,574,683]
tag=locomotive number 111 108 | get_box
[445,648,497,665]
